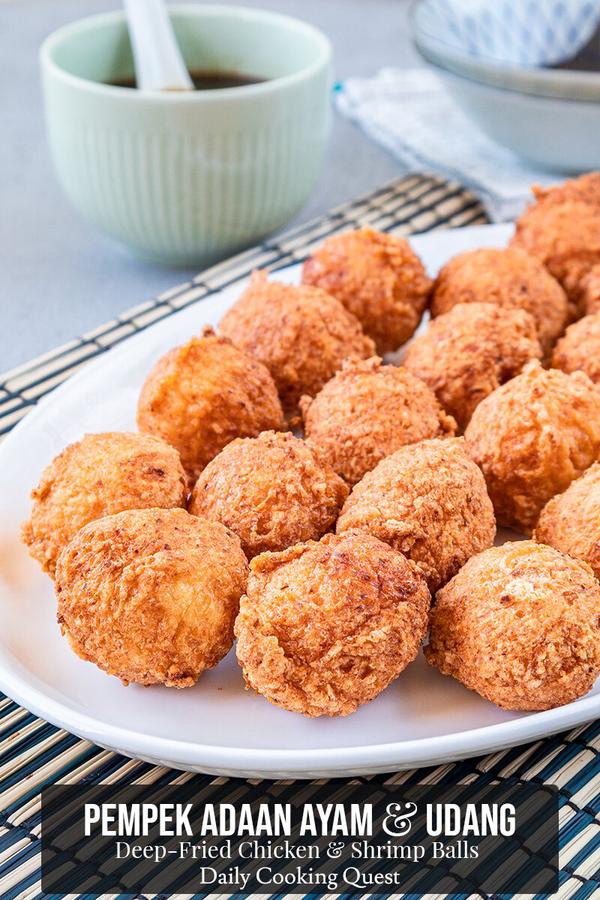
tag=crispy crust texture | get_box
[552,312,600,384]
[137,327,284,482]
[234,532,431,717]
[403,302,542,431]
[189,431,348,559]
[511,201,600,313]
[300,357,456,485]
[430,247,569,353]
[219,271,375,422]
[534,462,600,580]
[426,541,600,711]
[580,263,600,315]
[21,432,188,578]
[336,438,495,592]
[464,361,600,533]
[302,226,432,354]
[55,508,248,687]
[531,172,600,209]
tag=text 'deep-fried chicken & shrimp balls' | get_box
[137,326,284,482]
[403,302,542,431]
[430,246,568,354]
[56,508,248,687]
[336,438,495,593]
[535,462,600,580]
[511,200,600,314]
[219,271,374,422]
[465,361,600,533]
[302,227,432,354]
[235,531,430,717]
[189,431,348,559]
[426,541,600,711]
[22,431,187,578]
[552,312,600,384]
[301,357,456,485]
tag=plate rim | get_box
[0,653,597,775]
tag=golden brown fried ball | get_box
[235,531,430,717]
[300,357,456,485]
[579,263,600,315]
[219,272,375,422]
[56,508,248,687]
[336,438,495,592]
[431,247,569,354]
[403,302,542,431]
[137,326,284,481]
[552,312,600,384]
[531,172,600,209]
[21,432,187,578]
[511,200,600,314]
[535,463,600,580]
[302,227,432,354]
[189,431,348,559]
[465,361,600,533]
[426,541,600,711]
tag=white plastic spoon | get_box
[123,0,194,91]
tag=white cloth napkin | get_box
[335,68,560,222]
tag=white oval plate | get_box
[1,223,598,778]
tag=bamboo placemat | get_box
[0,173,598,899]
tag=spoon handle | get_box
[123,0,194,91]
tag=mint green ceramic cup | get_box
[40,4,332,265]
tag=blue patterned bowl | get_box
[413,0,600,100]
[414,0,600,67]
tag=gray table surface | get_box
[0,0,422,372]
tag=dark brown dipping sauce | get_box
[108,69,266,90]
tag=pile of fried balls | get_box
[23,174,600,718]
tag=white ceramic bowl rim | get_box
[40,3,332,102]
[416,32,600,88]
[414,38,600,103]
[427,58,600,107]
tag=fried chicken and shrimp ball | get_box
[535,463,600,580]
[56,508,248,687]
[22,432,187,577]
[512,173,600,311]
[235,532,430,717]
[431,247,568,353]
[403,302,542,431]
[531,172,600,209]
[465,361,600,533]
[189,431,348,559]
[219,271,374,421]
[337,438,495,592]
[511,200,600,313]
[302,227,432,354]
[552,312,600,384]
[426,542,600,711]
[137,327,283,481]
[301,357,456,485]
